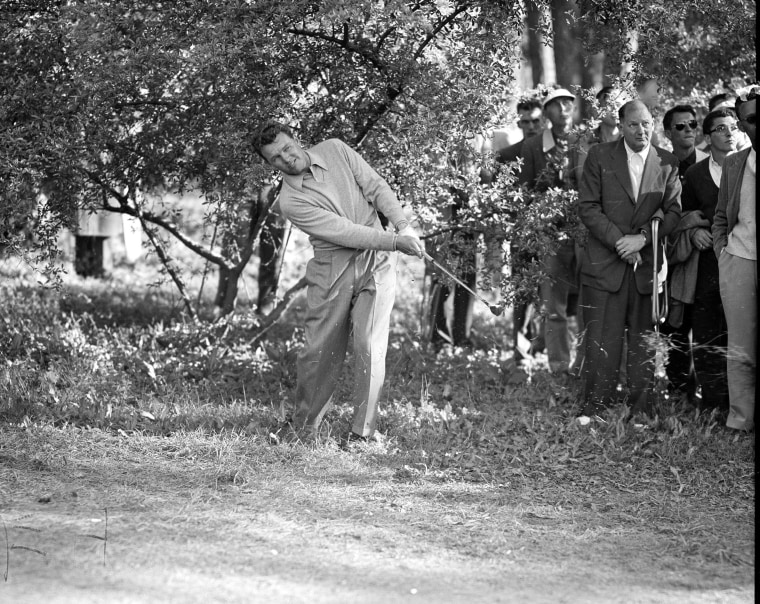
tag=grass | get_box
[0,251,755,598]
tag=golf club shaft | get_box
[423,253,492,309]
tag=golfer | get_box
[254,122,424,442]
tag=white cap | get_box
[542,88,576,108]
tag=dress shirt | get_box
[708,152,723,187]
[624,140,651,200]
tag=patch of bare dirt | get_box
[0,427,753,603]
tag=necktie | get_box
[630,153,643,200]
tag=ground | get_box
[0,425,753,604]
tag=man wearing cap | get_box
[578,100,681,419]
[253,121,425,443]
[518,87,582,374]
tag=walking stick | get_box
[650,216,668,381]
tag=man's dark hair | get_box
[596,86,616,101]
[516,97,542,113]
[662,104,697,130]
[253,121,295,158]
[702,108,736,135]
[708,93,734,112]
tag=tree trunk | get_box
[525,2,544,87]
[215,264,241,315]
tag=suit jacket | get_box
[578,139,682,294]
[518,130,585,192]
[682,157,720,292]
[712,147,752,256]
[496,139,524,164]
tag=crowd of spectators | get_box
[432,79,756,432]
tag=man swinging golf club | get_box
[253,122,424,443]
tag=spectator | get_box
[712,86,757,431]
[577,100,681,419]
[487,94,546,359]
[426,146,477,350]
[253,121,425,442]
[497,97,544,163]
[518,87,584,373]
[670,108,739,414]
[594,86,623,143]
[660,104,709,397]
[663,104,709,181]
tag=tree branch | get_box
[287,26,386,72]
[247,276,307,345]
[413,3,471,61]
[81,167,232,269]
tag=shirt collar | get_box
[281,149,328,190]
[623,139,650,162]
[748,148,756,173]
[541,128,556,153]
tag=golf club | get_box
[423,252,503,316]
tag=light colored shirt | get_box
[624,140,651,200]
[709,152,723,187]
[541,128,556,153]
[279,139,407,253]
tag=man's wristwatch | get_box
[395,220,410,233]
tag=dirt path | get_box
[0,427,753,603]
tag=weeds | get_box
[0,258,754,570]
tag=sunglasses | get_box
[672,120,698,131]
[709,124,739,135]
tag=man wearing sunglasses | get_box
[660,104,709,398]
[663,104,709,182]
[712,86,757,431]
[670,108,740,415]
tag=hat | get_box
[542,88,576,108]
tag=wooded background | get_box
[1,0,756,323]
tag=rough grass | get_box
[0,253,755,599]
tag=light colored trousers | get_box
[719,252,757,431]
[293,248,396,437]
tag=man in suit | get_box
[518,87,582,373]
[578,100,682,418]
[675,108,739,414]
[712,86,757,432]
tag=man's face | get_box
[544,98,574,134]
[596,92,619,127]
[260,132,310,176]
[665,111,698,152]
[621,104,653,152]
[705,116,739,155]
[737,98,757,150]
[638,80,661,109]
[517,107,543,139]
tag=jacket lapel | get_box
[611,141,636,203]
[727,148,751,207]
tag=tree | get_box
[1,0,527,318]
